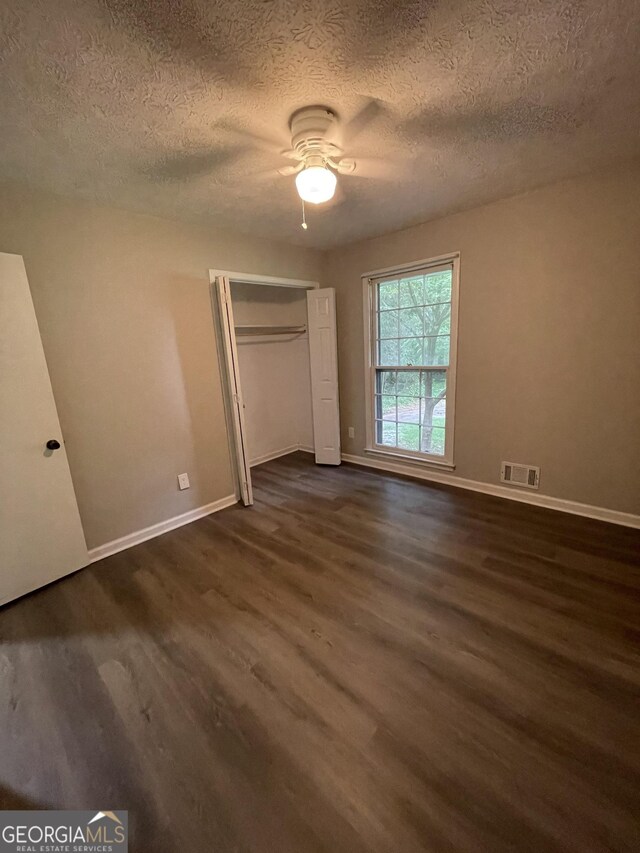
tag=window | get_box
[364,255,459,466]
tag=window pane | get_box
[378,281,399,310]
[398,307,423,337]
[396,396,421,424]
[378,339,399,365]
[379,309,398,339]
[376,420,397,446]
[376,395,397,421]
[420,396,447,430]
[424,303,451,336]
[420,426,445,456]
[424,270,452,304]
[399,277,425,308]
[395,371,421,396]
[398,424,420,451]
[399,337,423,365]
[420,369,447,398]
[376,370,397,394]
[419,371,447,456]
[422,335,450,366]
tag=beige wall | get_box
[325,163,640,515]
[0,184,322,548]
[1,163,638,551]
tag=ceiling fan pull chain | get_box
[301,199,308,230]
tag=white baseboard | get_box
[88,494,237,563]
[250,444,315,467]
[90,445,314,562]
[250,445,300,467]
[341,453,640,529]
[86,451,637,566]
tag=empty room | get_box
[0,1,639,851]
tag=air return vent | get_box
[500,461,540,490]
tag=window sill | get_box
[365,447,456,471]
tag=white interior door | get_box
[0,253,88,606]
[215,275,253,505]
[307,288,341,465]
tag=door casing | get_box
[209,269,320,503]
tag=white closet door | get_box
[307,288,341,465]
[0,252,88,606]
[215,275,253,505]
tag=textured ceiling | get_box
[1,0,639,248]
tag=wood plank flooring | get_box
[1,452,639,852]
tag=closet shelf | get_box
[234,324,307,336]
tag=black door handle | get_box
[46,439,61,450]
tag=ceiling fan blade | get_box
[219,164,287,186]
[334,157,356,175]
[327,98,386,146]
[213,119,288,154]
[349,157,407,181]
[278,162,304,177]
[142,146,246,182]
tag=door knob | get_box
[46,439,61,450]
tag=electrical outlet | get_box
[177,473,190,490]
[348,426,355,438]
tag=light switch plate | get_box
[178,473,190,490]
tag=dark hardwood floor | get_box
[1,452,639,852]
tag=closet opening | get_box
[210,270,341,506]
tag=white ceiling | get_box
[1,0,639,248]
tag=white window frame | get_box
[362,252,460,469]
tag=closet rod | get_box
[234,324,307,336]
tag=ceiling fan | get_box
[144,100,400,226]
[277,106,358,205]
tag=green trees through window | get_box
[373,268,453,456]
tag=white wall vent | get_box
[500,461,540,490]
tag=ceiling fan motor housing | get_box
[288,106,342,161]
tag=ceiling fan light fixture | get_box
[295,165,337,204]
